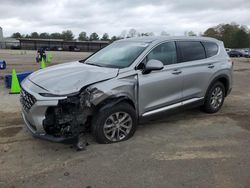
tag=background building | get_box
[0,27,4,48]
[0,27,3,41]
[0,27,110,51]
[18,38,109,52]
[0,27,19,49]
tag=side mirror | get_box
[142,59,164,74]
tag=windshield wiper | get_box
[85,62,122,68]
[85,62,103,67]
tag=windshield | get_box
[84,41,149,68]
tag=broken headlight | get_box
[39,93,63,97]
[39,92,79,97]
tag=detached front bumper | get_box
[20,79,76,143]
[21,100,76,143]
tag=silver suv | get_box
[20,36,233,146]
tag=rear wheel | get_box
[202,82,225,113]
[92,102,137,144]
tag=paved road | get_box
[0,56,250,188]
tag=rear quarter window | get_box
[202,42,219,57]
[176,41,206,62]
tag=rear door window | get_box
[176,41,206,62]
[202,42,218,57]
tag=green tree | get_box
[111,36,118,41]
[39,32,50,39]
[140,33,148,36]
[140,32,154,36]
[203,23,250,48]
[249,33,250,45]
[101,33,109,40]
[61,30,74,41]
[30,32,39,38]
[188,31,197,36]
[11,32,22,38]
[220,24,238,47]
[203,28,219,39]
[24,34,30,38]
[50,32,62,39]
[234,28,249,48]
[78,31,88,41]
[89,32,99,41]
[128,29,137,38]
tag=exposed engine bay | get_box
[43,90,93,140]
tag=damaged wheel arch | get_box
[94,96,136,112]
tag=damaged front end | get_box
[42,90,93,141]
[41,74,137,147]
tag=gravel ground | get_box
[0,50,250,188]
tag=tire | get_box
[92,102,137,144]
[202,82,225,113]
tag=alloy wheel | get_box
[210,86,223,109]
[103,112,133,142]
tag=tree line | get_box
[10,23,250,48]
[11,29,158,42]
[11,30,101,41]
[203,23,250,48]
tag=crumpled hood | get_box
[28,61,119,95]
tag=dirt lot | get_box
[0,49,250,188]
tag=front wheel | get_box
[92,102,137,144]
[202,82,225,113]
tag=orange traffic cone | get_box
[10,69,21,94]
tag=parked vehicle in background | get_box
[69,46,80,51]
[10,44,21,49]
[20,36,233,148]
[242,50,250,58]
[228,50,243,57]
[225,48,231,52]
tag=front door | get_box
[137,41,183,116]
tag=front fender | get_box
[85,75,138,113]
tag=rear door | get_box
[176,41,217,100]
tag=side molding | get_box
[142,97,204,117]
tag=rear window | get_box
[176,41,206,62]
[202,42,218,57]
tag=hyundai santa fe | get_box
[20,36,233,146]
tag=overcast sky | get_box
[1,0,250,37]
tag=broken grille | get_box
[20,89,36,111]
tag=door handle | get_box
[208,64,215,69]
[172,69,182,75]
